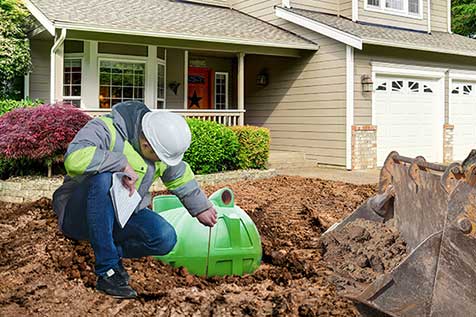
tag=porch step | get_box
[267,151,316,170]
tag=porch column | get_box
[82,41,99,108]
[237,52,245,125]
[184,50,188,109]
[50,29,66,103]
[145,45,158,107]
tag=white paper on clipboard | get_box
[109,172,141,228]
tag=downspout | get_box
[427,0,431,33]
[50,28,67,103]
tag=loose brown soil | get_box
[0,176,406,316]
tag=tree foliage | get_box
[452,0,476,37]
[0,0,32,99]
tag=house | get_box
[25,0,476,170]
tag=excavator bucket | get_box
[326,150,476,317]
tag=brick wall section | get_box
[0,169,277,203]
[443,124,454,164]
[352,125,377,170]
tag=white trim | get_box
[275,7,363,49]
[427,0,431,33]
[24,73,30,99]
[214,72,229,110]
[449,70,476,82]
[448,76,453,124]
[363,38,476,58]
[146,45,157,107]
[371,63,446,163]
[62,56,84,104]
[24,0,55,36]
[371,62,446,78]
[237,52,245,125]
[346,46,354,170]
[54,22,318,51]
[447,0,452,33]
[282,0,291,8]
[364,0,423,19]
[352,0,359,21]
[157,59,167,109]
[184,50,188,109]
[50,29,67,104]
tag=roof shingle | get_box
[28,0,317,49]
[286,7,476,57]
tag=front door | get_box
[188,67,212,109]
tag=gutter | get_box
[50,28,67,104]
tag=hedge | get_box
[0,98,42,116]
[0,108,271,178]
[230,126,270,170]
[184,118,239,174]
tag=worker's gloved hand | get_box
[196,206,217,227]
[121,164,139,196]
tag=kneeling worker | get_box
[52,101,217,299]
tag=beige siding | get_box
[339,0,353,18]
[231,0,283,25]
[292,0,339,15]
[359,0,428,31]
[187,0,231,7]
[245,22,347,166]
[354,45,476,126]
[431,0,448,32]
[29,39,52,102]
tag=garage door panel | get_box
[375,76,440,166]
[451,81,476,161]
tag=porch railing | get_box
[82,109,245,126]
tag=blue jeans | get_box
[62,172,177,276]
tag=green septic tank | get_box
[152,188,262,277]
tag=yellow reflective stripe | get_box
[64,146,96,177]
[123,141,146,188]
[163,163,195,190]
[155,161,168,178]
[98,117,116,151]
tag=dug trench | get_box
[0,176,407,316]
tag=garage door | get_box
[450,81,476,161]
[375,76,440,166]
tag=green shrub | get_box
[0,98,42,116]
[0,156,45,180]
[184,118,239,174]
[230,126,270,170]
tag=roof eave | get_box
[275,6,363,49]
[363,38,476,58]
[54,22,318,50]
[25,0,55,35]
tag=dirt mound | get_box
[0,176,379,316]
[320,219,407,292]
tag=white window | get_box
[386,0,403,10]
[366,0,421,18]
[214,72,228,109]
[157,62,166,109]
[63,58,82,107]
[99,60,145,108]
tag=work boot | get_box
[117,261,130,283]
[96,268,137,299]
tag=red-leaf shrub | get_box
[0,103,91,163]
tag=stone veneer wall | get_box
[443,124,454,164]
[352,125,377,170]
[0,169,277,204]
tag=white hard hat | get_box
[141,111,192,166]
